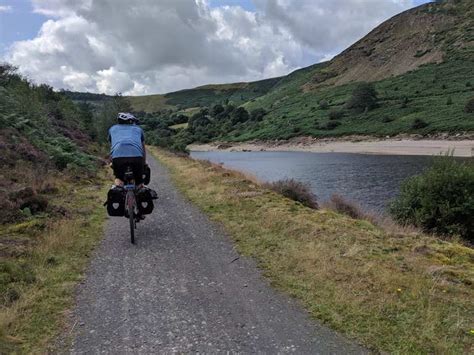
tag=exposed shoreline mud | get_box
[189,135,474,157]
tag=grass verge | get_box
[0,170,109,353]
[150,147,473,354]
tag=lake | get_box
[190,151,437,212]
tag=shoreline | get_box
[189,137,474,157]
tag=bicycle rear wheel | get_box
[126,190,136,244]
[129,211,135,244]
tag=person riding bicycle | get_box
[106,112,157,219]
[109,112,146,188]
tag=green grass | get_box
[233,59,474,141]
[151,147,474,354]
[169,122,188,130]
[128,94,173,113]
[126,77,281,113]
[0,171,109,353]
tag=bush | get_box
[249,108,267,121]
[390,156,474,241]
[464,97,474,113]
[319,100,329,110]
[412,118,428,129]
[324,120,341,130]
[346,82,378,112]
[264,179,318,209]
[328,110,344,120]
[326,194,366,220]
[446,97,453,105]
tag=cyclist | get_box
[109,112,147,188]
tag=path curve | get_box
[67,155,366,354]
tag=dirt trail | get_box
[65,155,366,353]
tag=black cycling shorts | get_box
[112,157,144,184]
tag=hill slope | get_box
[127,77,281,113]
[68,0,474,146]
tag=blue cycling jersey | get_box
[109,124,144,158]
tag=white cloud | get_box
[0,5,12,12]
[4,0,416,94]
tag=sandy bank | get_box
[189,137,474,157]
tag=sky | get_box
[0,0,432,95]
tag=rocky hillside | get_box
[307,0,473,89]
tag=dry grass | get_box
[150,147,474,354]
[0,170,109,353]
[323,194,366,219]
[263,179,319,209]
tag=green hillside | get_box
[126,77,281,113]
[63,1,474,148]
[0,64,110,352]
[128,0,474,149]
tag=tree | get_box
[113,93,132,112]
[249,108,267,121]
[346,82,378,113]
[211,104,225,117]
[231,107,249,124]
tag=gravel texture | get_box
[67,155,366,354]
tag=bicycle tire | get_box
[126,190,136,244]
[129,209,135,244]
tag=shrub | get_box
[249,108,267,121]
[390,156,474,241]
[20,195,48,214]
[401,96,409,108]
[326,194,366,220]
[324,120,341,130]
[446,97,453,105]
[412,118,428,129]
[328,110,344,120]
[319,100,329,110]
[464,97,474,113]
[264,179,318,209]
[346,82,379,112]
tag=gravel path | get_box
[67,155,366,354]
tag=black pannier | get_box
[136,188,154,215]
[106,187,125,216]
[142,164,151,185]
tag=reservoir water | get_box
[190,151,438,212]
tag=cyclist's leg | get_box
[111,157,128,187]
[130,157,145,186]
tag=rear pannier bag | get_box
[143,164,151,185]
[106,188,125,216]
[137,188,154,215]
